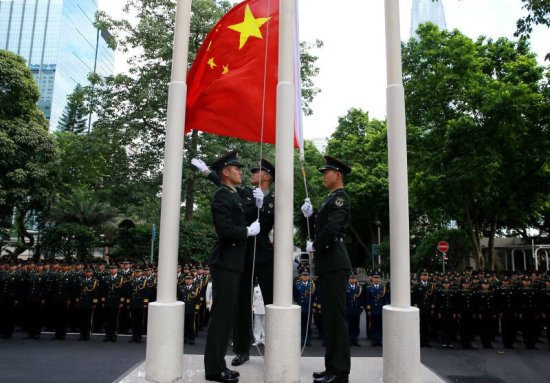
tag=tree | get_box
[323,108,390,268]
[402,24,550,269]
[89,0,321,224]
[57,84,88,134]
[0,50,58,256]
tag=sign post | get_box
[437,241,449,273]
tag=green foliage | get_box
[57,85,88,134]
[402,24,550,268]
[178,219,217,265]
[515,0,550,59]
[41,222,97,260]
[323,108,390,267]
[412,228,472,273]
[0,50,59,255]
[110,222,154,264]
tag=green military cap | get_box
[318,156,352,175]
[251,158,275,178]
[184,273,193,280]
[210,150,244,174]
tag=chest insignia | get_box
[335,197,344,207]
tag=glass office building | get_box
[0,0,114,129]
[411,0,447,39]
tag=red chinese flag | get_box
[185,0,279,144]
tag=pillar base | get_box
[383,305,420,383]
[264,304,301,383]
[145,301,185,382]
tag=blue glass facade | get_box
[411,0,447,39]
[0,0,114,128]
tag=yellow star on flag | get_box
[228,4,270,50]
[222,65,229,75]
[207,57,217,69]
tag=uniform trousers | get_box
[104,305,120,340]
[318,270,350,375]
[233,260,273,355]
[204,267,241,376]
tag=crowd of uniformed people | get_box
[1,256,548,352]
[0,258,212,344]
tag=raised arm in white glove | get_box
[252,188,264,209]
[191,158,209,173]
[306,240,314,253]
[247,219,261,237]
[301,198,313,218]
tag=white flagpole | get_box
[382,1,421,382]
[264,0,301,382]
[145,0,191,381]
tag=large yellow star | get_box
[228,4,270,50]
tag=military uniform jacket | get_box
[209,184,249,272]
[365,284,389,316]
[475,289,495,317]
[207,172,275,265]
[310,188,352,275]
[456,288,475,315]
[177,283,200,314]
[25,272,48,303]
[77,277,99,309]
[434,288,456,316]
[495,286,516,313]
[0,270,20,302]
[127,277,148,309]
[346,283,363,316]
[102,274,126,307]
[50,272,73,304]
[412,281,433,311]
[293,280,314,313]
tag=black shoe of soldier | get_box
[231,353,249,366]
[205,370,239,382]
[313,373,349,383]
[313,370,328,379]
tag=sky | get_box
[98,0,549,140]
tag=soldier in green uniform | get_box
[0,263,20,339]
[192,157,275,366]
[50,262,73,340]
[127,267,148,343]
[301,156,352,383]
[203,151,260,383]
[177,273,200,345]
[24,262,48,340]
[76,267,100,341]
[102,264,125,342]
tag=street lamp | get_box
[376,221,381,271]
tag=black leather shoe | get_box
[223,369,240,378]
[313,370,328,379]
[231,353,249,366]
[313,373,349,383]
[205,370,239,382]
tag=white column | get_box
[264,0,301,382]
[383,1,421,382]
[145,0,191,381]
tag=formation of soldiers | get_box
[0,258,212,344]
[411,268,550,349]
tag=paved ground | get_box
[0,328,548,383]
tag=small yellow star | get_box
[228,4,270,50]
[222,65,229,75]
[207,57,217,69]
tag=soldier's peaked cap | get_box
[251,158,275,178]
[210,150,244,173]
[318,156,352,175]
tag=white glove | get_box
[191,158,208,172]
[301,198,313,218]
[306,240,314,253]
[247,220,261,236]
[252,188,264,209]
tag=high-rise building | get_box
[410,0,447,39]
[0,0,114,128]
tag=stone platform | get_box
[117,355,444,383]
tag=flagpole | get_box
[264,0,301,382]
[145,0,191,381]
[382,1,421,382]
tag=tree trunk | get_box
[14,207,34,257]
[462,201,483,269]
[488,214,498,271]
[184,130,199,221]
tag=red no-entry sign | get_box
[437,241,449,253]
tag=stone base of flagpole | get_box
[383,305,421,383]
[263,305,301,383]
[145,302,185,382]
